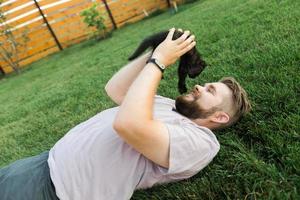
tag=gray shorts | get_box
[0,151,59,200]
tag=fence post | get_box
[166,0,171,8]
[0,65,4,75]
[101,0,117,30]
[33,0,63,50]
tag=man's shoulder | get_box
[154,95,176,110]
[154,94,175,104]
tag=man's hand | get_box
[151,28,196,67]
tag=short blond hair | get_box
[219,77,251,128]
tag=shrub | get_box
[80,3,111,41]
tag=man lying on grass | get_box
[0,28,251,200]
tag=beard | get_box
[175,94,217,119]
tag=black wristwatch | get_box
[146,58,166,73]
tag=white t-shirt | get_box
[48,95,220,200]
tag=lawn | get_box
[0,0,299,199]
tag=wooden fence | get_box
[0,0,184,74]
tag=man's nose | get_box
[193,85,204,97]
[194,85,204,92]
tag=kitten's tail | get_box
[128,39,152,60]
[128,30,169,60]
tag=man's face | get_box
[175,82,232,119]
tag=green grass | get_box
[0,0,299,199]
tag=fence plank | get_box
[46,3,108,22]
[2,11,41,28]
[2,3,37,22]
[1,45,59,73]
[41,0,90,14]
[0,38,56,63]
[0,0,31,12]
[19,45,59,66]
[15,26,51,42]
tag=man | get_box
[0,28,251,200]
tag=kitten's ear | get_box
[188,63,205,78]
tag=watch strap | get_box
[146,58,165,73]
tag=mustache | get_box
[175,95,201,119]
[186,89,200,100]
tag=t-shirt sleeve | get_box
[154,95,173,103]
[156,122,220,179]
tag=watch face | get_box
[155,59,165,69]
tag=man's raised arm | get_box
[105,51,152,105]
[113,28,196,168]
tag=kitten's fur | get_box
[128,30,207,94]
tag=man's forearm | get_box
[105,51,152,105]
[115,63,162,126]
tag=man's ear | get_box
[210,111,230,124]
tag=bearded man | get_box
[0,28,251,200]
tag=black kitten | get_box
[128,30,207,94]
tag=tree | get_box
[0,1,30,74]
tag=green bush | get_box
[80,3,111,40]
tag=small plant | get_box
[80,3,111,41]
[0,7,30,74]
